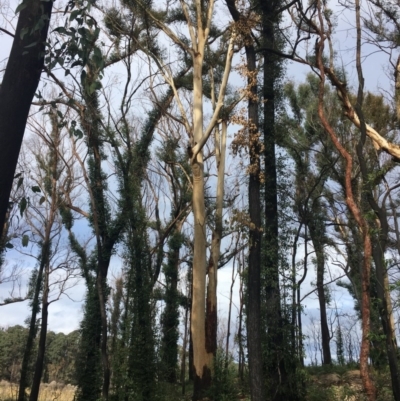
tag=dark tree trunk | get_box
[308,223,332,365]
[28,262,49,401]
[246,42,265,401]
[260,5,291,400]
[18,242,49,401]
[225,2,265,400]
[181,297,189,395]
[97,264,110,401]
[0,0,53,235]
[161,229,182,383]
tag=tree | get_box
[121,2,236,397]
[225,1,265,400]
[281,77,333,366]
[0,0,53,237]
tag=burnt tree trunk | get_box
[225,1,266,400]
[308,220,332,365]
[0,0,53,235]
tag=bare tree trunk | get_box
[206,121,227,363]
[395,56,400,124]
[190,40,213,401]
[225,237,238,368]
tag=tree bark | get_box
[225,2,265,399]
[28,261,49,401]
[308,220,332,365]
[260,4,291,399]
[18,242,49,401]
[206,121,227,363]
[0,0,53,236]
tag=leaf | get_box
[53,26,67,35]
[15,1,27,13]
[24,41,38,48]
[39,196,46,205]
[17,176,24,190]
[31,186,41,193]
[22,235,29,247]
[20,27,29,40]
[74,129,83,139]
[20,197,27,216]
[5,243,14,249]
[71,60,82,68]
[80,70,86,84]
[69,9,80,21]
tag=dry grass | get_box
[0,381,75,401]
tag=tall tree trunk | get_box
[260,5,291,399]
[191,35,212,400]
[225,2,265,399]
[246,44,266,401]
[28,260,49,401]
[161,224,184,383]
[352,2,400,391]
[308,221,331,365]
[225,237,238,368]
[0,0,53,234]
[18,242,49,401]
[237,251,245,384]
[395,56,400,124]
[206,121,227,363]
[181,294,190,395]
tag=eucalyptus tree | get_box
[108,1,236,398]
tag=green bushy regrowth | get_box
[305,382,336,401]
[207,350,239,401]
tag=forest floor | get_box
[0,380,76,401]
[0,368,394,401]
[307,367,394,401]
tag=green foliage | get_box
[0,326,28,383]
[0,326,79,384]
[336,321,345,366]
[207,350,239,401]
[159,230,183,383]
[74,287,102,401]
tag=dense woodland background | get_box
[1,0,400,400]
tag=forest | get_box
[1,0,400,400]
